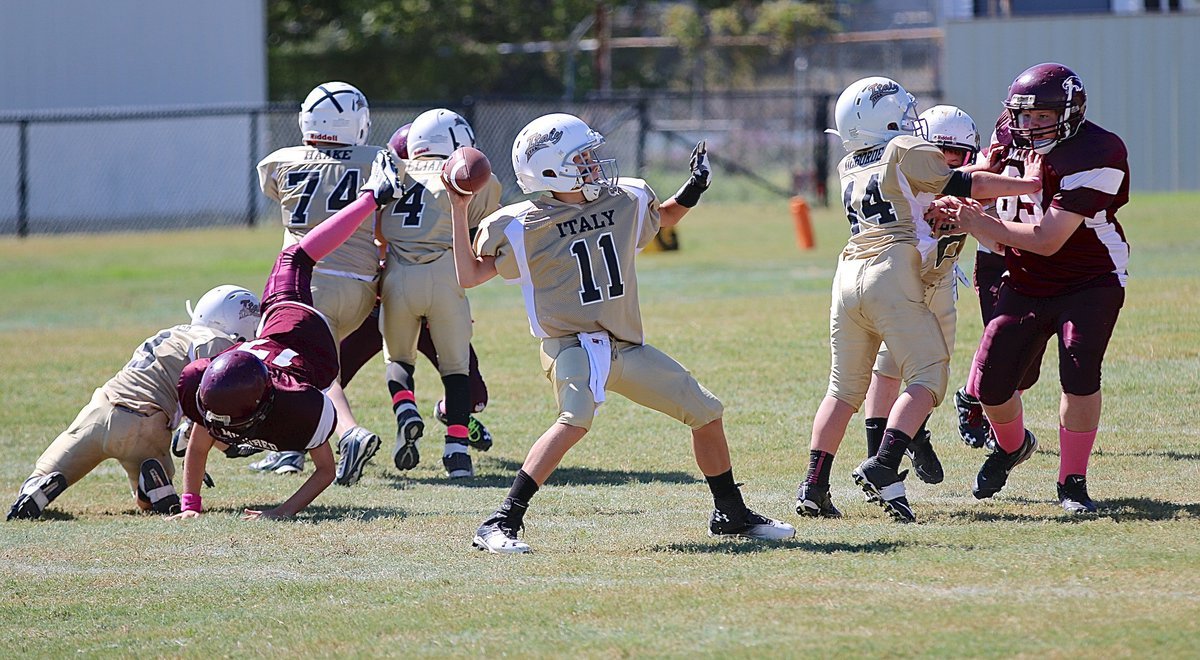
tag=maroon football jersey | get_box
[992,115,1130,297]
[178,301,339,452]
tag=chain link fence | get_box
[1,32,944,236]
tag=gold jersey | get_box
[380,158,502,265]
[102,324,236,424]
[258,144,384,278]
[837,135,954,261]
[474,178,661,344]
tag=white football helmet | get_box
[511,113,618,201]
[298,82,370,146]
[826,76,920,153]
[407,108,476,159]
[186,285,261,341]
[917,105,979,162]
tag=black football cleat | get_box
[7,472,68,521]
[709,508,796,540]
[335,426,381,487]
[906,429,944,485]
[1057,474,1097,514]
[852,458,915,523]
[392,402,424,471]
[137,459,180,514]
[795,482,842,518]
[955,388,993,449]
[973,430,1038,499]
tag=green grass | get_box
[2,194,1199,657]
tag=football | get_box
[442,146,492,195]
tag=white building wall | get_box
[0,0,264,112]
[0,0,266,233]
[944,13,1199,191]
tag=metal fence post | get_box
[635,97,649,173]
[17,120,29,237]
[247,110,259,227]
[813,94,831,207]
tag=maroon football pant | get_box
[970,284,1125,406]
[262,244,316,311]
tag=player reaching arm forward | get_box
[449,113,794,554]
[934,63,1130,514]
[795,78,1042,523]
[252,81,384,486]
[168,151,402,521]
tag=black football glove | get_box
[361,150,401,207]
[672,140,711,208]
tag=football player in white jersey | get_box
[376,108,502,480]
[7,286,260,520]
[855,105,981,490]
[254,81,384,486]
[795,78,1041,522]
[449,112,795,553]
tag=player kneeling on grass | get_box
[7,286,260,520]
[449,112,795,553]
[169,151,402,521]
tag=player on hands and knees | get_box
[7,286,260,520]
[796,78,1041,522]
[253,81,385,486]
[451,112,794,553]
[375,108,502,480]
[169,151,402,521]
[934,63,1129,514]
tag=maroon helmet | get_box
[197,350,272,440]
[1003,62,1086,152]
[388,123,412,160]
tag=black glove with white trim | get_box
[672,141,711,208]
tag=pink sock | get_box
[989,413,1026,454]
[1058,426,1096,484]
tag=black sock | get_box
[706,469,746,513]
[506,469,539,506]
[498,470,540,524]
[805,449,835,486]
[386,361,416,416]
[876,428,913,471]
[865,418,886,458]
[914,414,930,440]
[441,373,471,428]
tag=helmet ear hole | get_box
[542,169,557,178]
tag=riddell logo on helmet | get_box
[867,81,900,107]
[310,133,340,142]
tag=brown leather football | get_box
[442,146,492,195]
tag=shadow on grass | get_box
[1036,448,1200,462]
[946,496,1200,523]
[390,456,701,490]
[226,504,408,523]
[651,538,906,555]
[22,509,77,521]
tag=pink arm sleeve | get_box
[297,193,377,262]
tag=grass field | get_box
[2,193,1199,657]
